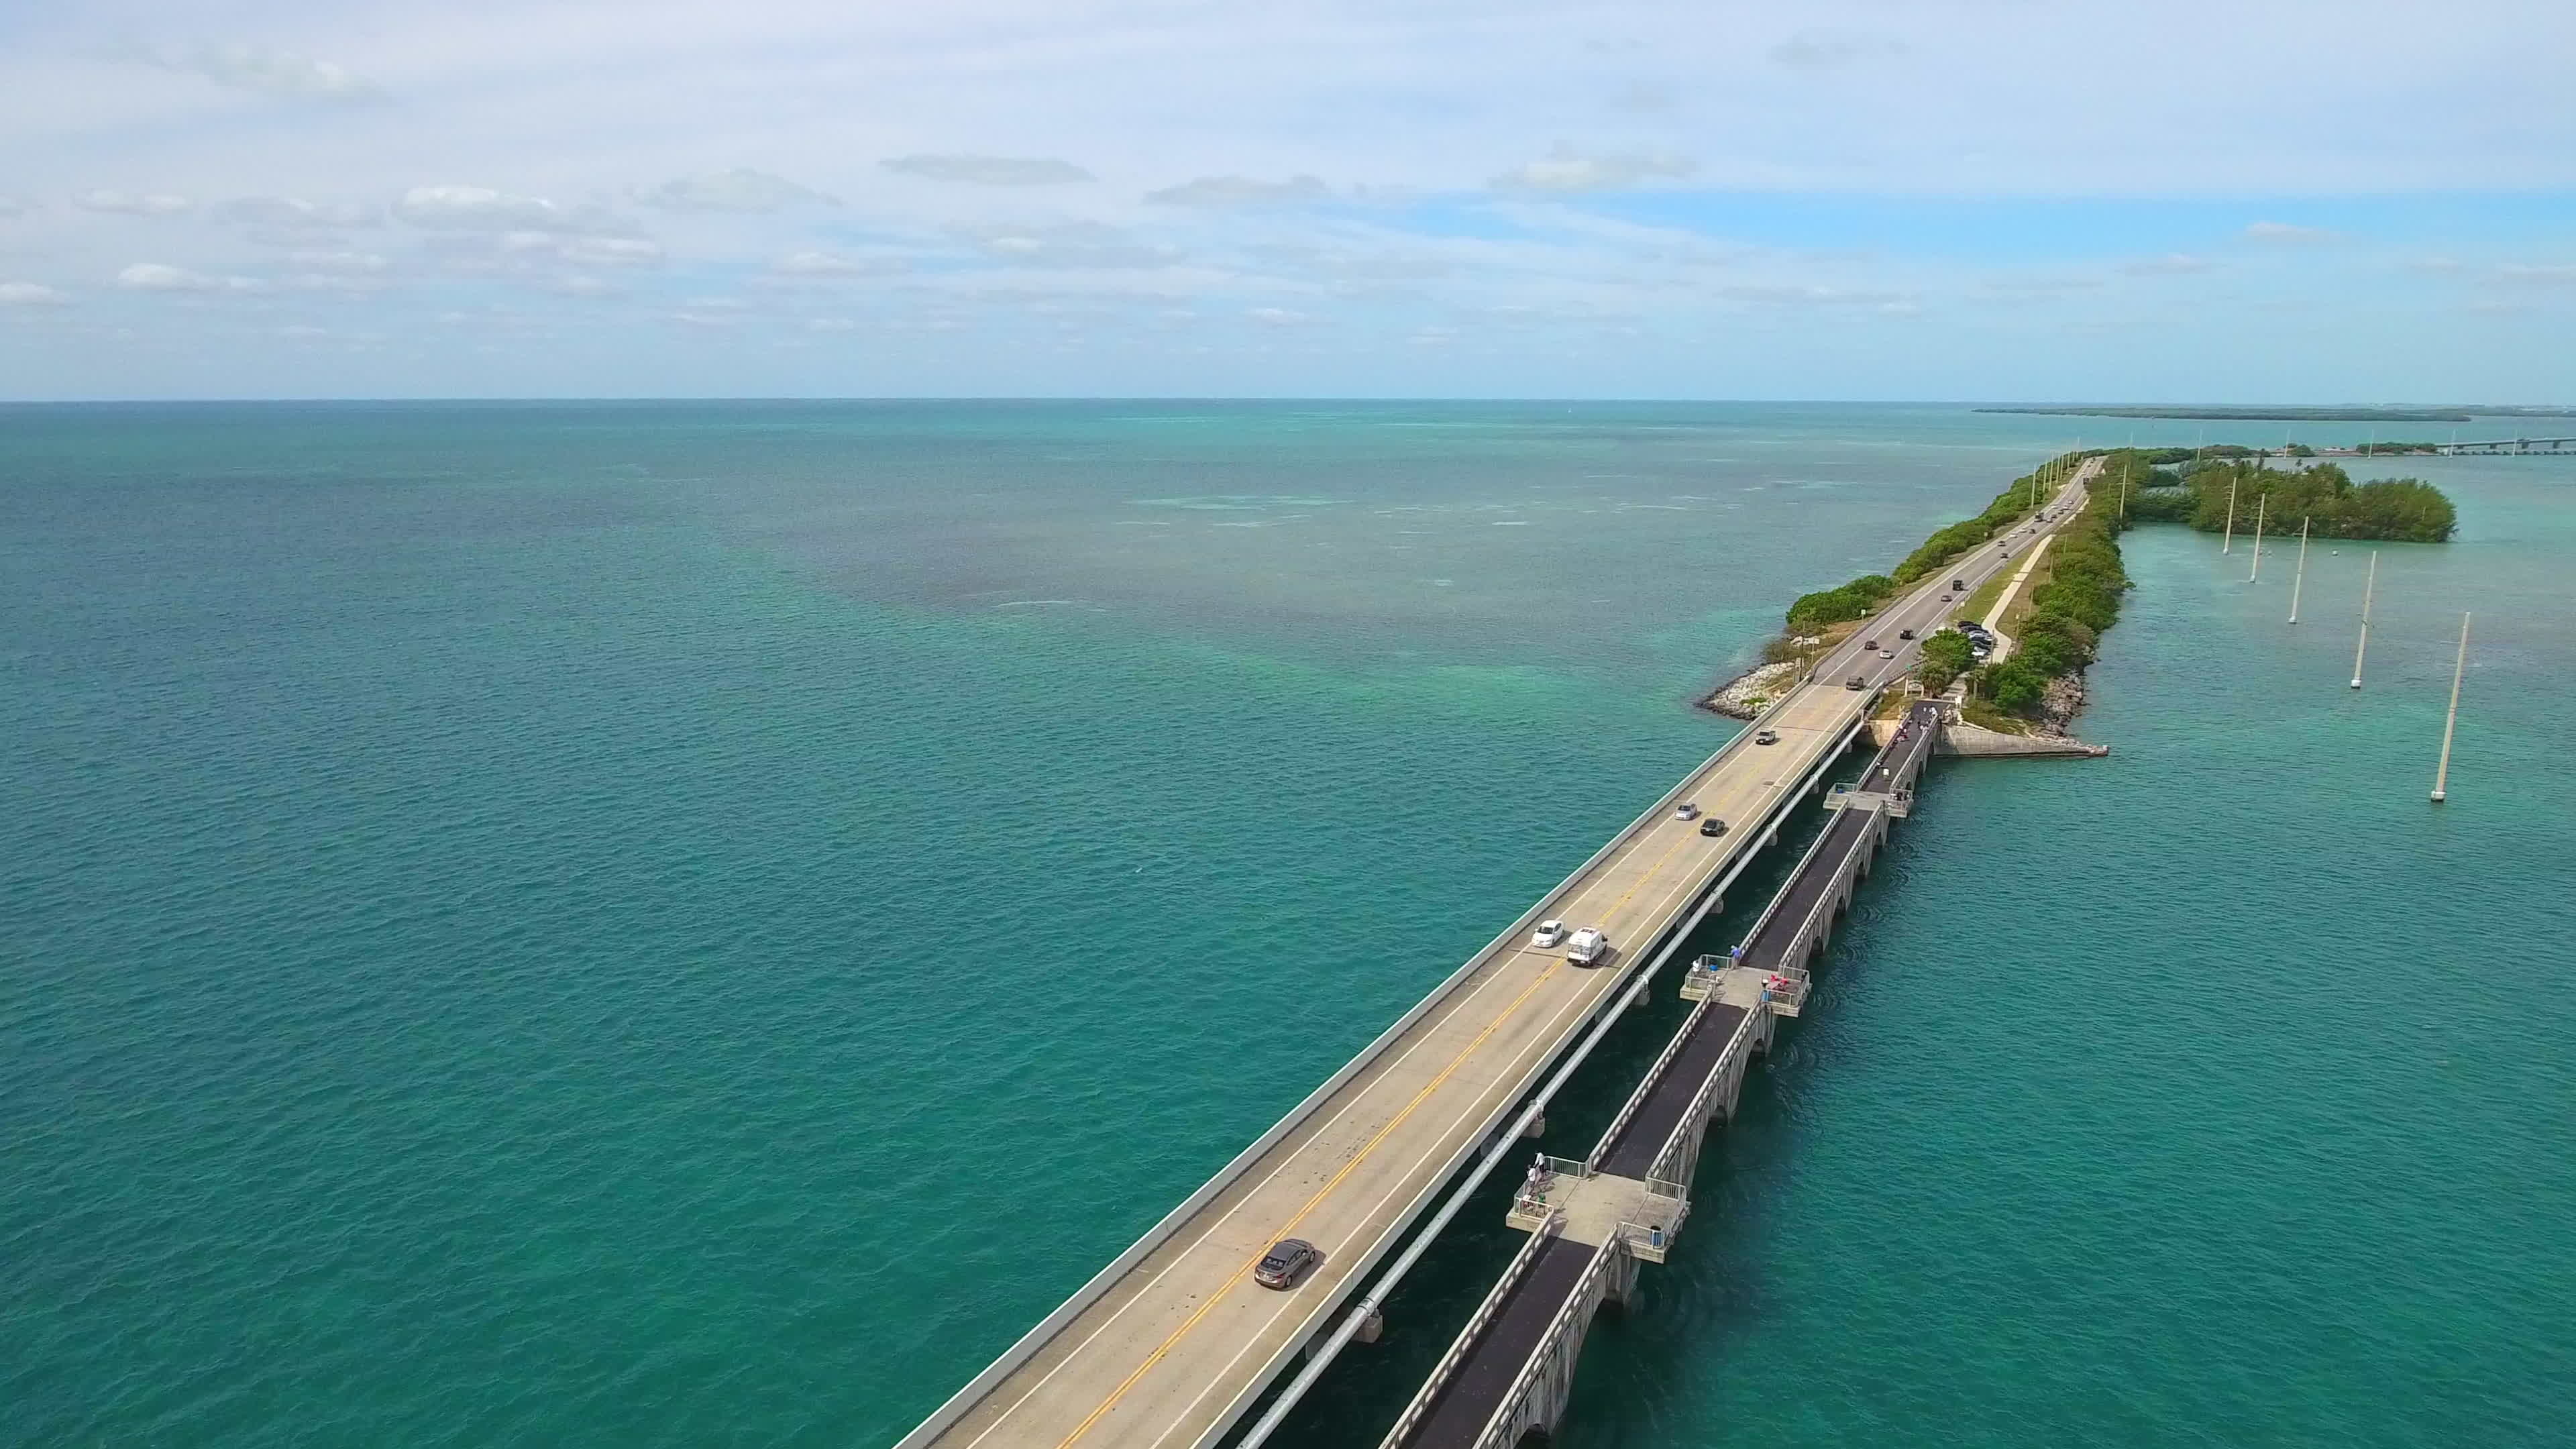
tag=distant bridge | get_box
[2324,436,2576,458]
[2434,436,2576,455]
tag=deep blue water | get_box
[5,402,2569,1448]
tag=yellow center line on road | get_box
[1053,816,1716,1448]
[1052,959,1564,1447]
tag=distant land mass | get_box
[1979,405,2576,423]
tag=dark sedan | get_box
[1254,1238,1323,1290]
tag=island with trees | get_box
[2108,451,2456,542]
[1702,446,2457,736]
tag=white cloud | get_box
[883,155,1095,186]
[1247,306,1308,326]
[968,223,1175,268]
[639,169,830,212]
[772,250,903,277]
[394,186,630,234]
[1491,146,1695,193]
[1146,175,1331,206]
[75,190,191,215]
[551,235,663,267]
[2496,262,2576,284]
[2121,254,2218,276]
[0,282,71,306]
[219,196,380,229]
[1719,283,1913,309]
[2245,220,2335,241]
[122,42,380,101]
[1771,31,1907,68]
[288,250,390,275]
[115,263,262,293]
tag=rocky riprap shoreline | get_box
[1697,659,1803,720]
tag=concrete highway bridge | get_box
[1377,701,1946,1449]
[898,464,2098,1449]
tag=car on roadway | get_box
[1861,638,1878,651]
[1675,802,1701,821]
[1951,579,1966,591]
[1254,1238,1324,1290]
[1698,816,1728,837]
[1844,676,1866,690]
[1879,649,1896,659]
[1898,628,1915,640]
[1564,927,1611,967]
[1532,919,1568,948]
[1754,729,1780,745]
[1939,594,1952,602]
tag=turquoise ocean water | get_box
[5,402,2569,1447]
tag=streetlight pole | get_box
[2288,517,2310,623]
[2431,613,2470,802]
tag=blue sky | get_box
[4,0,2574,400]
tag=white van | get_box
[1564,928,1610,967]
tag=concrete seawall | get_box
[1868,716,2108,759]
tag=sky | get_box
[4,0,2575,401]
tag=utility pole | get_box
[2431,613,2471,802]
[2350,551,2377,688]
[2223,476,2239,553]
[2288,517,2310,623]
[2249,492,2267,581]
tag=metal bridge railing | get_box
[1644,1008,1762,1185]
[1468,1238,1623,1449]
[1583,999,1709,1173]
[1375,1210,1565,1449]
[1507,1156,1591,1221]
[1763,965,1812,1016]
[1615,1179,1690,1257]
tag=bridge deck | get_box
[1402,1238,1604,1449]
[911,686,1872,1449]
[1599,708,1934,1181]
[908,472,2094,1449]
[1375,622,2046,1449]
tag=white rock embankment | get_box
[1698,659,1803,720]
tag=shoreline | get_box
[1701,449,2121,743]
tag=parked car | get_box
[1564,927,1611,967]
[1674,802,1701,821]
[1254,1238,1324,1290]
[1753,729,1780,745]
[1532,919,1568,948]
[1698,816,1728,837]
